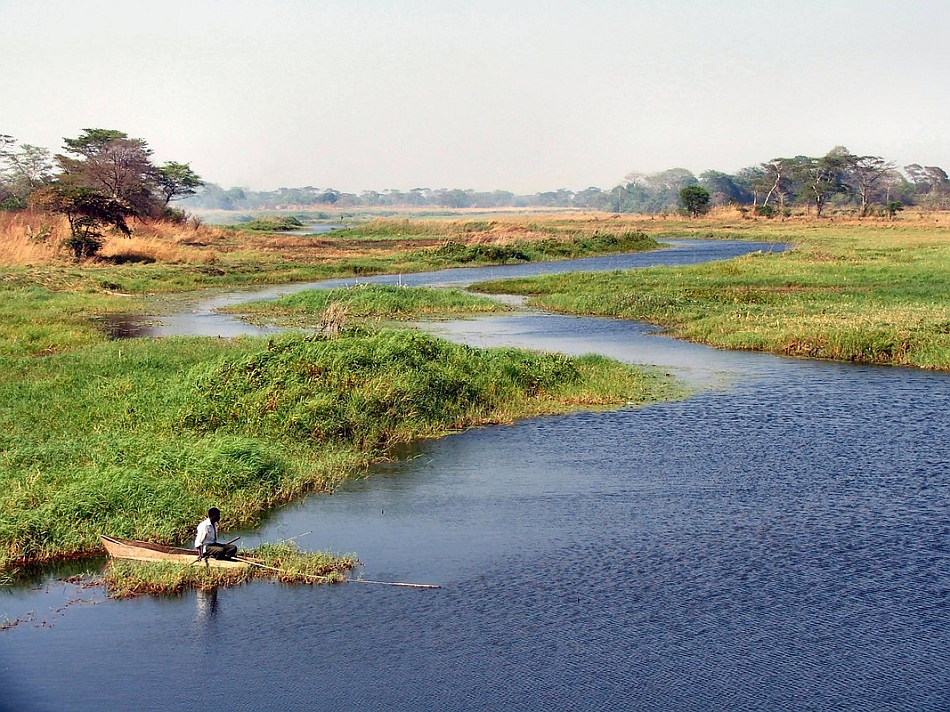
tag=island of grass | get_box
[224,283,511,329]
[104,542,357,598]
[471,224,950,370]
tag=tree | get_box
[793,150,850,217]
[57,128,159,216]
[904,164,950,209]
[758,158,800,209]
[156,161,203,207]
[699,170,749,205]
[844,153,895,217]
[733,165,767,206]
[679,185,711,217]
[31,183,134,259]
[0,140,54,208]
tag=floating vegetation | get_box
[104,542,357,599]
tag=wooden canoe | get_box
[100,535,248,569]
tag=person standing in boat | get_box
[194,507,238,560]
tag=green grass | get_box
[472,225,950,369]
[104,542,357,598]
[229,215,307,232]
[0,328,684,571]
[228,283,510,328]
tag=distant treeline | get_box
[5,131,948,221]
[183,146,950,217]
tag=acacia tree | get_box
[904,164,950,209]
[56,129,159,216]
[0,138,54,207]
[794,150,850,217]
[846,154,896,217]
[758,158,801,209]
[156,161,203,207]
[31,183,134,259]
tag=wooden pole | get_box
[233,556,439,589]
[350,578,440,590]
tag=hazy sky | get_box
[3,0,948,193]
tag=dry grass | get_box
[4,206,950,270]
[0,211,232,266]
[0,210,66,264]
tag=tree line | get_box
[183,146,948,217]
[1,129,202,257]
[5,131,949,251]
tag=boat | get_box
[100,535,248,569]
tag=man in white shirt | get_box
[194,507,238,560]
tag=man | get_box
[194,507,238,560]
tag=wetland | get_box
[2,214,950,711]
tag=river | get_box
[2,240,949,712]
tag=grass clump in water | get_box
[231,216,307,232]
[0,328,683,572]
[180,329,681,451]
[104,542,357,598]
[230,283,509,328]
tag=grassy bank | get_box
[0,328,684,571]
[472,223,950,370]
[227,283,510,329]
[104,542,357,598]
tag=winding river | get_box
[3,240,949,712]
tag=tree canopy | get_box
[1,128,204,258]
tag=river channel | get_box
[2,240,949,711]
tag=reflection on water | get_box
[194,588,219,624]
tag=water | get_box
[98,239,782,339]
[3,241,950,711]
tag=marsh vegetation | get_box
[103,542,357,598]
[472,221,950,369]
[3,210,950,579]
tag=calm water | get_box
[3,241,949,711]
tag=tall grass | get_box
[0,211,64,264]
[180,329,679,450]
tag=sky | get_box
[2,0,949,194]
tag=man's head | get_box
[208,507,221,524]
